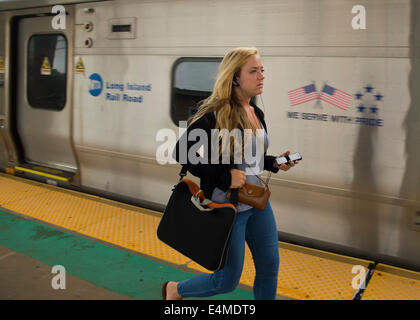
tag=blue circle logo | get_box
[89,73,103,97]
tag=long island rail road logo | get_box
[88,73,151,103]
[88,73,103,97]
[286,82,384,127]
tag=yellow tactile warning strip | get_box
[188,242,372,300]
[1,173,419,300]
[362,264,420,300]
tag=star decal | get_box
[374,93,383,101]
[357,105,366,112]
[355,93,363,100]
[364,85,374,93]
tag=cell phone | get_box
[276,152,302,166]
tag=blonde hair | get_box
[189,47,260,158]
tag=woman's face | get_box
[235,54,265,97]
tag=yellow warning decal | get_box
[0,56,4,73]
[41,57,51,75]
[75,57,85,73]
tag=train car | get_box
[0,0,419,272]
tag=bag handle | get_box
[179,165,239,206]
[190,194,214,212]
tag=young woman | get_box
[164,47,298,300]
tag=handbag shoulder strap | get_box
[171,166,188,191]
[241,163,271,187]
[179,166,188,181]
[255,171,271,187]
[229,164,239,205]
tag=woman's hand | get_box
[230,169,246,188]
[273,150,299,172]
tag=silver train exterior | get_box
[0,0,419,271]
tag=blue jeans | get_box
[177,201,279,300]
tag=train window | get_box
[171,58,221,125]
[27,34,67,110]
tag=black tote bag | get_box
[157,172,237,272]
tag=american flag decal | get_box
[319,84,353,110]
[288,84,318,106]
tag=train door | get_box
[14,10,77,183]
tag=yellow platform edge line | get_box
[278,240,374,268]
[376,263,420,281]
[14,166,70,182]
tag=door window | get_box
[27,34,67,110]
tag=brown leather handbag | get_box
[227,172,271,211]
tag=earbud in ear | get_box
[232,76,239,86]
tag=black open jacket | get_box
[173,102,279,199]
